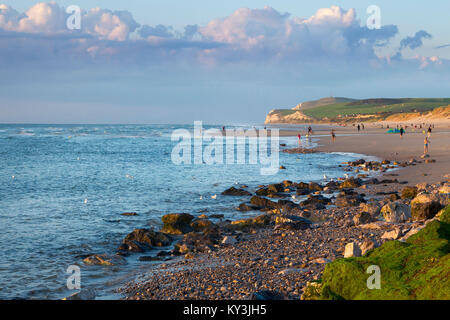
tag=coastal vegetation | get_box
[265,97,450,123]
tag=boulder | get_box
[173,228,221,254]
[381,202,411,223]
[250,196,278,209]
[340,178,362,189]
[161,213,194,235]
[401,186,418,199]
[190,219,215,232]
[221,187,252,196]
[274,215,312,230]
[230,214,273,231]
[344,242,362,258]
[381,229,402,240]
[360,240,380,256]
[335,194,365,207]
[410,193,443,221]
[237,203,261,212]
[118,228,172,254]
[359,202,381,217]
[353,212,374,226]
[308,182,323,191]
[268,183,284,193]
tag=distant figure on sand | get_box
[297,133,302,146]
[357,124,360,132]
[331,130,336,142]
[427,126,432,137]
[424,136,430,154]
[308,126,312,135]
[400,127,404,138]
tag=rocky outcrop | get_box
[221,187,252,196]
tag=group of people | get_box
[297,126,314,146]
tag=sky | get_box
[0,1,449,124]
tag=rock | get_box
[415,183,430,191]
[173,229,220,254]
[255,187,271,196]
[360,240,379,255]
[381,202,411,223]
[250,196,278,209]
[121,212,138,216]
[340,178,362,189]
[353,212,375,226]
[438,185,450,194]
[311,258,332,264]
[279,166,286,170]
[120,228,172,253]
[335,193,365,207]
[221,236,237,245]
[237,203,260,212]
[63,289,96,300]
[221,187,252,196]
[161,213,195,235]
[389,193,400,201]
[381,229,402,240]
[274,215,311,230]
[268,183,284,193]
[230,214,272,231]
[359,202,381,217]
[344,242,362,258]
[190,219,215,232]
[308,182,323,191]
[83,254,126,266]
[278,268,308,275]
[251,290,286,300]
[296,188,311,195]
[300,282,323,300]
[410,193,443,221]
[401,186,418,199]
[209,214,225,219]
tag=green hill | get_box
[265,97,450,124]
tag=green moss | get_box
[439,205,450,224]
[316,220,450,300]
[401,186,418,199]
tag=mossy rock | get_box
[316,220,450,300]
[401,186,418,199]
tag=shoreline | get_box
[116,124,449,300]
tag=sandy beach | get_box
[298,124,449,185]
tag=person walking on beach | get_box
[357,124,360,132]
[297,133,302,146]
[308,126,312,135]
[424,136,430,154]
[427,126,432,137]
[331,129,336,142]
[400,127,404,138]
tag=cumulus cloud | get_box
[400,30,432,50]
[0,3,139,40]
[0,2,445,72]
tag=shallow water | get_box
[0,124,368,299]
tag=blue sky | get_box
[0,1,449,124]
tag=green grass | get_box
[305,211,450,300]
[302,98,450,120]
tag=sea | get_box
[0,124,372,299]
